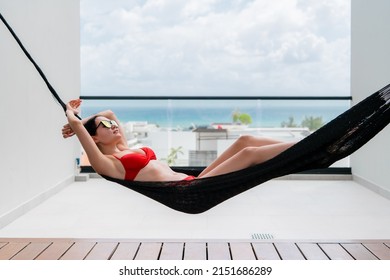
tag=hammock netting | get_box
[103,85,390,213]
[2,12,389,214]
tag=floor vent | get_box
[251,233,274,240]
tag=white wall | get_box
[0,0,80,225]
[351,0,390,192]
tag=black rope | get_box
[0,12,81,119]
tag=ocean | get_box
[81,99,350,129]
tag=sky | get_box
[80,0,350,97]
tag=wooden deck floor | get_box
[1,239,389,260]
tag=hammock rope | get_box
[2,12,389,214]
[0,12,81,119]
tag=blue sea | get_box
[81,99,350,129]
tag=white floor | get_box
[1,178,390,240]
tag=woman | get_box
[63,99,296,181]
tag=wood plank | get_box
[184,242,206,260]
[110,242,140,260]
[35,242,74,260]
[60,242,96,260]
[135,243,162,260]
[319,244,353,260]
[12,242,51,260]
[207,242,231,260]
[1,239,390,260]
[363,243,390,260]
[0,242,29,260]
[252,243,281,260]
[274,243,305,260]
[85,242,118,260]
[341,243,378,260]
[230,243,256,260]
[159,242,184,260]
[297,243,329,260]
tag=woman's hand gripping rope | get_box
[62,99,82,138]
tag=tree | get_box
[281,116,298,128]
[301,116,324,131]
[238,113,252,125]
[232,110,252,125]
[281,115,324,131]
[232,110,240,123]
[165,146,184,166]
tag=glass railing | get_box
[79,95,351,171]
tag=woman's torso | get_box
[110,147,189,181]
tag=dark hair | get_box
[84,115,100,136]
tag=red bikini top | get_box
[113,147,157,181]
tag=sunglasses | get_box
[96,120,119,129]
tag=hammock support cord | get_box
[2,11,389,214]
[0,12,81,119]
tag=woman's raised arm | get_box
[65,99,116,175]
[62,101,128,148]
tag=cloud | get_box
[80,0,350,96]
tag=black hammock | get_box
[102,86,389,213]
[2,12,389,214]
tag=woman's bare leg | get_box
[198,141,295,178]
[199,135,286,177]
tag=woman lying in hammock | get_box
[63,99,296,182]
[61,88,389,213]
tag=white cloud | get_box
[80,0,350,96]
